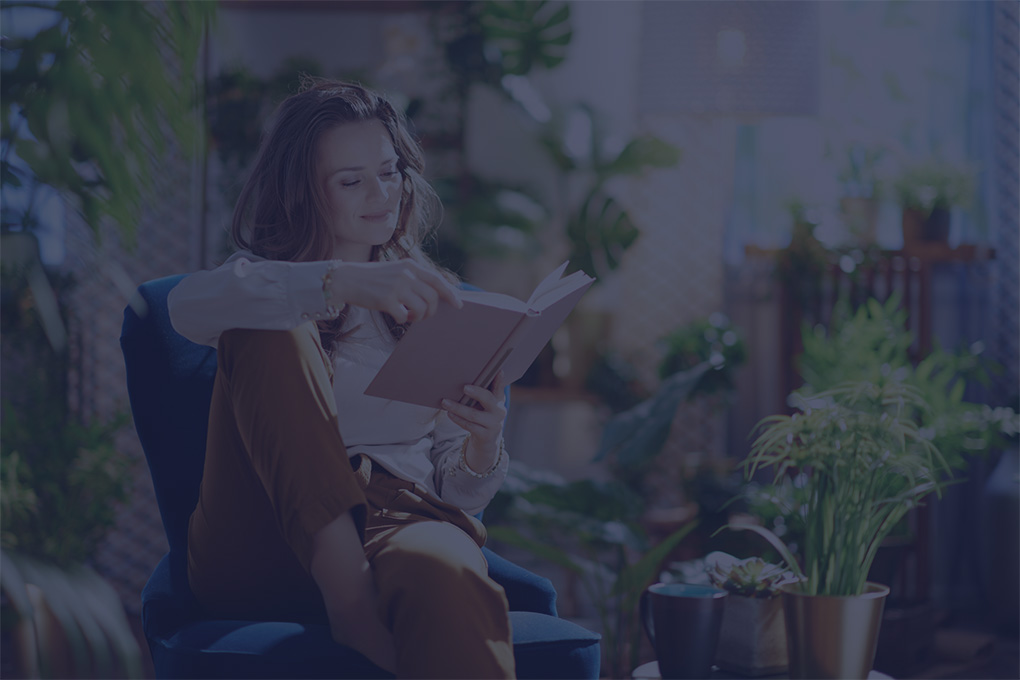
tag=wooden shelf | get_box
[744,243,996,263]
[509,385,601,405]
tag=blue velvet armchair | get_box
[120,274,601,679]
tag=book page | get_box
[526,261,570,306]
[530,270,595,311]
[459,289,529,312]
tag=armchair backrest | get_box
[121,275,217,585]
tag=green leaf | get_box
[12,556,90,676]
[593,363,711,463]
[603,136,681,176]
[720,522,805,581]
[487,526,586,574]
[6,0,212,245]
[73,566,144,678]
[613,520,698,599]
[481,0,572,76]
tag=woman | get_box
[168,77,515,678]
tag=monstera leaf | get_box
[601,135,683,177]
[480,1,572,75]
[566,188,639,278]
[540,104,681,280]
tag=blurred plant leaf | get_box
[480,1,572,75]
[601,136,682,177]
[2,550,142,678]
[567,188,639,278]
[594,362,711,464]
[487,525,586,574]
[537,103,681,282]
[1,0,215,245]
[717,522,805,581]
[614,520,698,600]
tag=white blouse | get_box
[167,250,508,516]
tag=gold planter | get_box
[781,582,890,679]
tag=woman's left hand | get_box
[441,371,508,473]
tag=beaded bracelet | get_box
[320,260,343,318]
[457,436,506,479]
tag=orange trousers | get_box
[187,323,515,679]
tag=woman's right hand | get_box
[329,260,463,324]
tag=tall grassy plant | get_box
[799,294,1018,471]
[737,381,951,597]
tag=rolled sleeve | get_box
[167,251,341,347]
[430,412,508,516]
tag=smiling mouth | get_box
[361,211,393,220]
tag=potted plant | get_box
[705,551,799,676]
[836,143,886,245]
[893,157,976,247]
[798,294,1019,475]
[729,380,953,679]
[774,200,831,317]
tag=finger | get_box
[415,267,463,309]
[414,281,440,319]
[386,301,409,324]
[442,281,464,309]
[446,413,500,444]
[442,398,479,421]
[463,384,500,411]
[401,293,428,323]
[442,398,500,427]
[491,370,507,399]
[446,411,480,433]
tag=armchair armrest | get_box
[483,547,558,617]
[141,554,202,642]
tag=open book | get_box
[364,262,595,408]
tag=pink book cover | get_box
[364,262,595,409]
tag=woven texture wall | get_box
[64,151,199,613]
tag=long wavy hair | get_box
[230,76,453,353]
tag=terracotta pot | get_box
[781,582,889,679]
[715,594,788,676]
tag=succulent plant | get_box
[705,551,800,599]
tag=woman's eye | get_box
[381,170,400,179]
[341,179,360,187]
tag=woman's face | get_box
[317,119,403,261]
